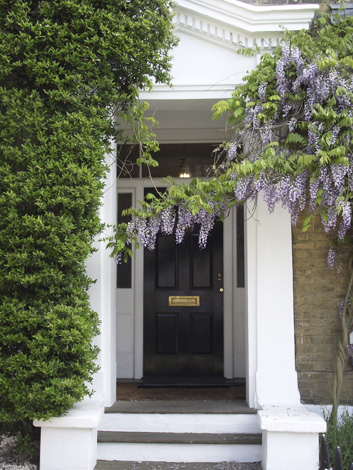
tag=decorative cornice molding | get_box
[174,0,319,51]
[139,83,238,101]
[177,0,319,32]
[174,10,281,52]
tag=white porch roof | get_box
[139,0,319,143]
[140,0,319,102]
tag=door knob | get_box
[220,288,224,292]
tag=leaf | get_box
[285,133,306,145]
[212,100,230,119]
[268,94,281,101]
[303,213,314,232]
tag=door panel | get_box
[143,222,224,378]
[156,313,178,354]
[191,234,211,288]
[157,235,176,288]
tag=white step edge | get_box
[97,442,262,463]
[99,413,260,434]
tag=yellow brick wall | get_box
[292,211,353,404]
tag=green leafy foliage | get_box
[111,14,353,263]
[324,409,353,470]
[0,0,176,443]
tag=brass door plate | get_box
[169,296,200,307]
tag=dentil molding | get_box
[174,0,319,52]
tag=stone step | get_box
[98,431,262,445]
[97,435,262,463]
[105,400,256,414]
[99,411,260,434]
[95,461,263,470]
[97,401,262,463]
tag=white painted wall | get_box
[171,30,255,89]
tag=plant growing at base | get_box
[322,409,353,469]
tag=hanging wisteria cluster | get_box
[121,200,227,257]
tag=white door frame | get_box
[116,178,246,380]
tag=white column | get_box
[246,197,300,408]
[90,146,117,407]
[245,196,326,470]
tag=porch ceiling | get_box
[142,98,230,144]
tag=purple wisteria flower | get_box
[228,143,238,161]
[161,207,176,235]
[309,177,320,212]
[337,201,352,241]
[327,247,336,270]
[114,253,122,265]
[258,82,268,102]
[234,175,255,201]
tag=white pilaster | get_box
[246,196,326,470]
[259,407,326,470]
[246,196,300,408]
[34,403,104,470]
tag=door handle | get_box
[220,288,224,292]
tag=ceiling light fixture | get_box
[179,157,191,178]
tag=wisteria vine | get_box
[111,15,353,271]
[108,14,353,424]
[215,20,353,271]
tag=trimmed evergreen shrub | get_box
[0,0,175,435]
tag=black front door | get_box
[143,222,224,378]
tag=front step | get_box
[97,400,262,463]
[97,432,261,463]
[98,431,262,445]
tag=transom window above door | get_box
[117,143,220,179]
